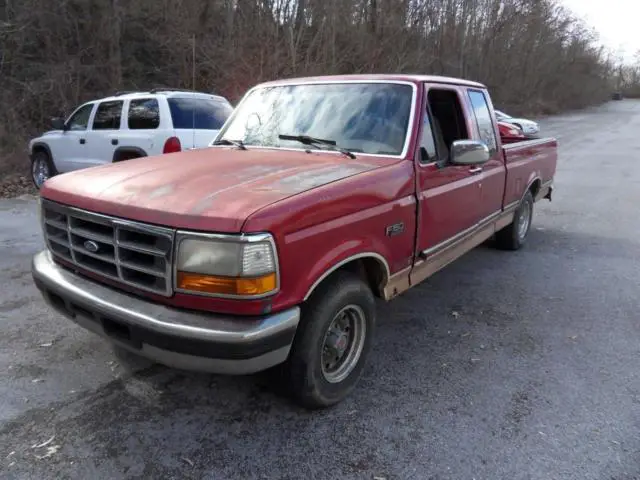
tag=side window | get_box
[426,88,469,163]
[128,98,160,130]
[92,101,124,130]
[468,90,497,155]
[167,97,233,130]
[66,104,94,131]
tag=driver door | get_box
[414,85,484,255]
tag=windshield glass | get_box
[217,82,414,156]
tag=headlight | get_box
[175,232,278,298]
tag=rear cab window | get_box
[168,97,233,130]
[467,89,497,155]
[127,98,160,130]
[92,101,124,130]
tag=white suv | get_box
[28,89,233,188]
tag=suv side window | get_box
[92,101,124,130]
[66,104,94,131]
[168,97,233,130]
[128,98,160,130]
[468,90,497,155]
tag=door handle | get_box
[111,139,118,146]
[468,166,482,174]
[79,138,86,144]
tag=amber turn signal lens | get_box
[177,271,277,296]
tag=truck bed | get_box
[502,137,557,207]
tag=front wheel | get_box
[283,271,376,409]
[31,150,57,189]
[495,190,534,250]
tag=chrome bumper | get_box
[32,250,300,374]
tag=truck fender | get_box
[302,250,391,302]
[524,175,542,201]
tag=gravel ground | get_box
[2,100,640,479]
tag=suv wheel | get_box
[283,271,376,409]
[31,150,57,189]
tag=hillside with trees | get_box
[0,0,631,180]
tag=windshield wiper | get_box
[213,138,247,150]
[278,134,356,159]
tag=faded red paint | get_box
[40,74,558,316]
[41,148,394,233]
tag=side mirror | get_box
[51,117,66,130]
[450,140,490,166]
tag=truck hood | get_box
[41,147,389,232]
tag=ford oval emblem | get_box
[84,240,99,253]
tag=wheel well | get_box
[32,145,49,157]
[113,149,146,162]
[307,256,388,301]
[529,179,541,199]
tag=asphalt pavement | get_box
[2,100,640,479]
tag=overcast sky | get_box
[560,0,640,63]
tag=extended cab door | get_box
[465,89,506,221]
[415,84,484,254]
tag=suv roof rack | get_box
[111,88,218,97]
[149,88,199,94]
[113,90,143,96]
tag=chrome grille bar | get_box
[41,199,175,297]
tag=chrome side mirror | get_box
[450,140,490,166]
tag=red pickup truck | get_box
[32,74,557,408]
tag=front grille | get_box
[41,199,174,296]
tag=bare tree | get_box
[0,0,630,174]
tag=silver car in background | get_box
[495,109,540,137]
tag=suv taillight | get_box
[163,136,181,154]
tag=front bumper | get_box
[32,250,300,374]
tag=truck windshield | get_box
[216,82,414,156]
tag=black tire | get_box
[30,150,57,189]
[283,271,376,409]
[495,190,534,250]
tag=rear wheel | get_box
[495,190,534,250]
[31,150,57,189]
[283,271,376,409]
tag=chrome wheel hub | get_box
[517,201,531,240]
[32,157,50,187]
[321,305,367,384]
